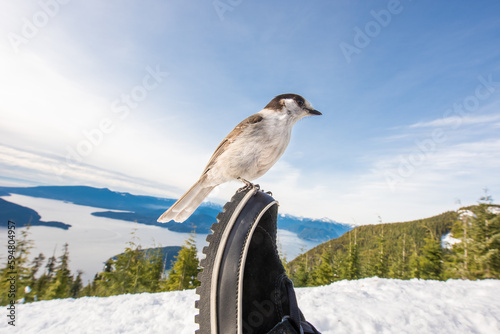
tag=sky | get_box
[0,0,499,225]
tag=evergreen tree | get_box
[285,203,500,283]
[419,236,443,280]
[43,243,72,300]
[164,235,200,291]
[0,228,33,305]
[468,204,500,278]
[24,253,45,302]
[143,247,164,292]
[408,241,421,279]
[45,253,57,277]
[70,271,83,298]
[84,231,168,297]
[29,252,56,301]
[479,188,493,205]
[389,233,410,279]
[312,250,335,286]
[80,273,101,297]
[99,236,150,295]
[345,231,360,280]
[446,203,500,279]
[371,224,388,278]
[448,210,472,279]
[291,257,311,287]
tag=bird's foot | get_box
[237,178,259,192]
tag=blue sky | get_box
[1,0,499,225]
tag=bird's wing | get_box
[202,113,263,175]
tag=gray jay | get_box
[157,93,321,223]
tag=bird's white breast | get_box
[209,111,293,183]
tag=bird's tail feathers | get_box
[157,179,215,223]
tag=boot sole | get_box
[195,186,278,334]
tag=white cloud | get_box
[1,1,499,228]
[410,113,500,128]
[342,136,500,223]
[0,144,181,198]
[0,49,110,145]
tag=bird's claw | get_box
[237,178,259,192]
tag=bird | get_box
[157,93,321,223]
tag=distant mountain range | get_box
[0,198,71,229]
[0,185,352,242]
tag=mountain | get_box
[0,185,219,233]
[0,186,351,242]
[0,185,178,215]
[287,210,458,282]
[278,214,353,241]
[0,198,70,229]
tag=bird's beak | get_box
[307,108,322,116]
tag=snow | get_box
[458,209,477,219]
[297,278,500,334]
[441,232,461,249]
[488,207,500,215]
[2,278,500,334]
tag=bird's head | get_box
[263,94,321,124]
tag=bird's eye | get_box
[297,100,304,107]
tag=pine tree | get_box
[100,236,147,295]
[43,243,73,300]
[143,246,164,293]
[0,227,33,305]
[389,232,410,279]
[445,209,476,279]
[70,271,83,298]
[446,199,500,279]
[454,210,471,278]
[371,224,388,278]
[419,235,443,280]
[24,253,45,302]
[291,257,311,287]
[85,231,168,297]
[345,230,360,280]
[408,241,421,279]
[468,203,500,278]
[164,235,200,291]
[312,250,335,286]
[32,253,56,301]
[80,273,101,297]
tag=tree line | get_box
[286,202,500,287]
[1,200,498,304]
[0,230,201,305]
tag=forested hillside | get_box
[288,203,500,286]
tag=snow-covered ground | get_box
[2,278,499,334]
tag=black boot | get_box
[196,186,320,334]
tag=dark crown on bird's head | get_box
[264,94,306,110]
